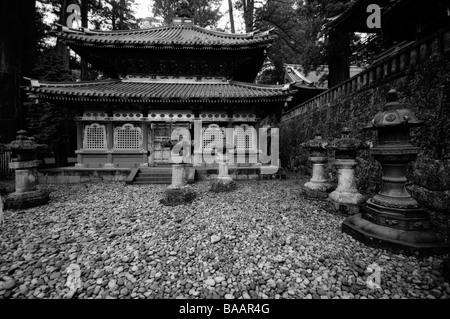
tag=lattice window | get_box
[202,124,224,149]
[234,124,256,150]
[83,123,106,149]
[153,123,170,139]
[114,124,142,149]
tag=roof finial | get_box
[175,0,194,19]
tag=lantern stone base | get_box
[302,181,333,200]
[342,213,449,255]
[3,189,49,210]
[160,185,196,206]
[210,177,236,192]
[328,191,365,215]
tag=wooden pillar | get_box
[75,121,84,167]
[149,123,155,166]
[141,122,149,167]
[105,120,114,167]
[226,107,235,166]
[193,105,203,166]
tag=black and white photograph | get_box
[0,0,449,313]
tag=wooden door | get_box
[151,122,191,163]
[152,123,171,163]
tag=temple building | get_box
[24,17,296,169]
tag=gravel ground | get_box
[0,177,449,299]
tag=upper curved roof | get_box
[55,24,275,48]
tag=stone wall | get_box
[274,55,450,212]
[37,168,131,184]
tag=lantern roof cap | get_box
[302,132,328,149]
[329,127,368,150]
[365,89,424,129]
[5,131,47,154]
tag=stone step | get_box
[137,173,172,178]
[134,177,171,182]
[130,167,195,184]
[133,180,170,184]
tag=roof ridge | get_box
[57,24,181,36]
[122,78,227,84]
[230,81,291,90]
[190,25,271,39]
[32,78,120,87]
[57,23,274,40]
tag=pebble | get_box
[267,279,276,289]
[274,255,285,263]
[93,269,105,279]
[3,279,16,290]
[19,284,29,295]
[317,288,326,296]
[205,279,216,287]
[214,276,225,283]
[211,235,221,244]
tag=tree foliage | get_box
[152,0,223,28]
[234,0,254,32]
[90,0,139,30]
[253,0,355,85]
[25,50,76,151]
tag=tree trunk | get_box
[0,0,35,143]
[21,1,37,78]
[228,0,235,33]
[243,0,254,33]
[80,0,89,80]
[119,0,125,30]
[327,28,350,88]
[56,0,70,70]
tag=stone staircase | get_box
[126,167,172,184]
[126,166,196,185]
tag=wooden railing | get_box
[282,26,450,122]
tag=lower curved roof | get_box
[24,78,296,103]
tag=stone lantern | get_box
[328,127,368,214]
[342,90,448,253]
[4,130,49,210]
[301,132,333,200]
[210,140,236,192]
[160,139,196,206]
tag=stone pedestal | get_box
[160,162,196,206]
[3,132,49,210]
[327,128,367,214]
[5,162,49,210]
[342,90,449,254]
[328,159,365,214]
[193,151,203,166]
[302,133,333,200]
[211,153,236,192]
